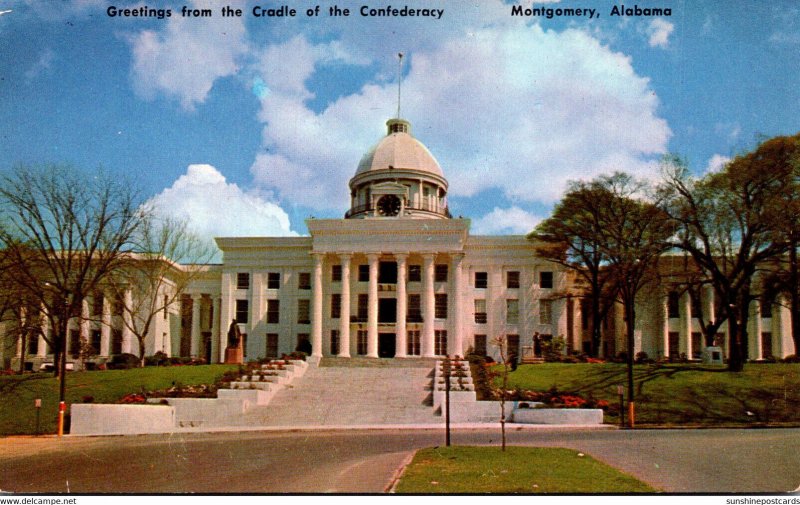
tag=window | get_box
[761,298,773,318]
[111,328,122,354]
[69,329,81,355]
[475,271,487,289]
[507,271,520,289]
[163,295,168,320]
[332,265,342,282]
[667,291,680,318]
[357,330,368,355]
[435,293,448,319]
[407,294,422,322]
[358,264,370,282]
[330,330,340,355]
[539,299,552,325]
[265,333,279,358]
[540,271,553,289]
[691,293,702,318]
[435,330,448,356]
[236,272,250,290]
[357,294,368,321]
[112,292,124,316]
[506,299,519,324]
[474,299,487,324]
[298,272,311,290]
[28,335,39,355]
[90,329,101,353]
[407,330,421,356]
[297,299,310,324]
[266,299,280,324]
[331,294,341,319]
[435,264,448,282]
[92,293,104,317]
[267,272,280,289]
[408,265,421,282]
[474,334,487,356]
[235,299,249,324]
[762,332,773,358]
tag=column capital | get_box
[190,293,202,301]
[394,252,409,261]
[366,252,381,261]
[450,252,465,263]
[311,252,325,261]
[421,252,436,262]
[338,252,353,261]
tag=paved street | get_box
[1,428,799,493]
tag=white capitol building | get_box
[5,117,796,370]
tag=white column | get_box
[395,253,408,358]
[662,294,670,360]
[679,292,691,357]
[450,253,464,357]
[190,294,202,357]
[748,299,763,360]
[339,254,352,358]
[121,289,133,354]
[311,253,324,358]
[212,296,221,362]
[422,253,436,358]
[36,306,47,357]
[80,298,89,351]
[366,253,379,358]
[100,293,111,357]
[774,295,793,358]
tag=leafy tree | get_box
[659,141,792,371]
[530,180,620,356]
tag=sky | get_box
[1,0,799,247]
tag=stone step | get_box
[319,356,439,368]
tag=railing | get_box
[344,202,452,218]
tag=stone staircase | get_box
[241,360,441,426]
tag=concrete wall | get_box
[71,404,175,435]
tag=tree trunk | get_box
[591,293,602,357]
[726,306,745,372]
[790,238,800,355]
[18,331,27,375]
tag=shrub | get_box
[635,351,651,364]
[782,355,800,363]
[107,353,140,369]
[282,351,308,361]
[144,351,169,367]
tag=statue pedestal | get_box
[224,346,244,364]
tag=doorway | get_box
[379,333,396,358]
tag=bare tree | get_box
[491,335,510,451]
[0,165,144,402]
[107,216,215,366]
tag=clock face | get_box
[377,195,402,216]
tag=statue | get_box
[227,319,241,349]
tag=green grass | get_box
[0,365,237,435]
[395,446,656,493]
[497,362,800,426]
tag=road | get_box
[1,428,799,493]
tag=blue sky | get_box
[2,0,799,243]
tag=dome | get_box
[355,119,443,177]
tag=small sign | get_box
[34,399,41,408]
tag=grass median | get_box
[395,446,656,493]
[496,362,800,426]
[0,365,237,435]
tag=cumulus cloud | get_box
[471,207,542,235]
[127,0,248,110]
[646,18,674,48]
[705,154,731,174]
[250,25,671,210]
[146,164,298,243]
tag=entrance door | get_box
[378,333,396,358]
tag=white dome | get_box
[355,119,443,177]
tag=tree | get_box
[0,165,144,402]
[530,180,620,357]
[593,173,672,425]
[659,142,792,371]
[491,335,510,451]
[107,216,214,366]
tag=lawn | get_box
[497,362,800,426]
[395,446,656,493]
[0,365,237,435]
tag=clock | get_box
[376,195,402,216]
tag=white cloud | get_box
[24,48,54,80]
[146,164,298,243]
[705,154,731,174]
[127,0,248,110]
[250,25,671,210]
[471,207,542,235]
[646,18,674,48]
